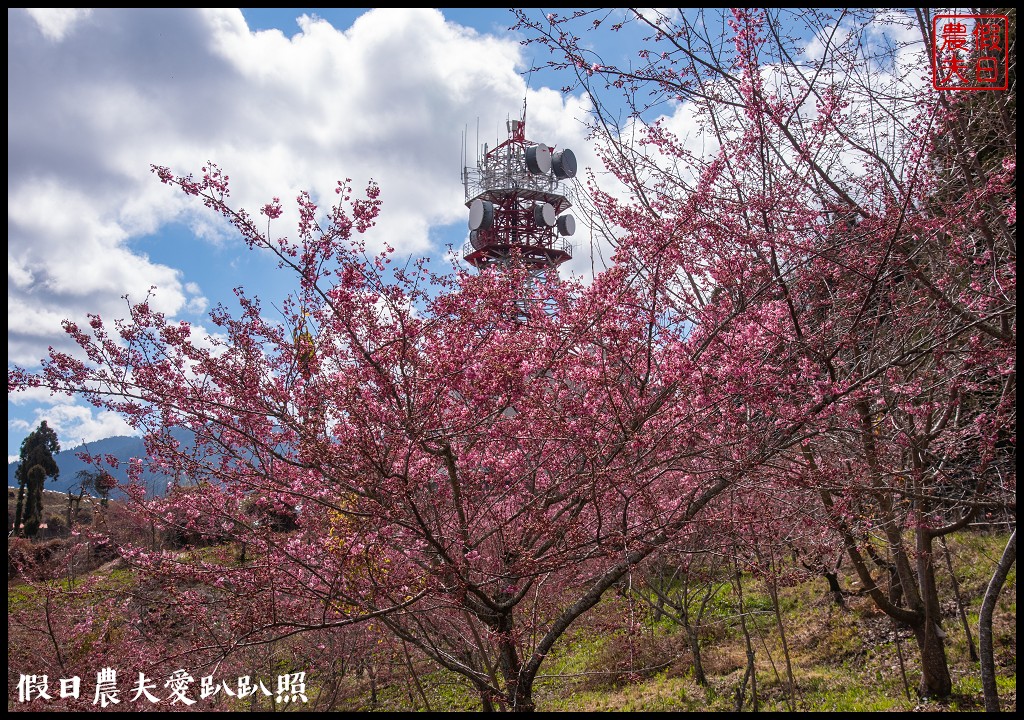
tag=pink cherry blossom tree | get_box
[514,7,1015,699]
[9,9,1014,708]
[10,160,758,710]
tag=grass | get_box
[355,528,1016,712]
[9,527,1016,712]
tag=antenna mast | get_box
[460,101,578,321]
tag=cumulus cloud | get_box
[7,8,601,457]
[23,8,93,41]
[8,8,594,359]
[8,396,139,453]
[32,404,139,448]
[8,178,191,367]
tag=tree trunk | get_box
[766,555,797,710]
[912,525,953,698]
[733,558,758,711]
[940,535,978,662]
[823,569,847,608]
[14,481,26,535]
[492,611,534,712]
[510,683,534,713]
[828,493,955,699]
[910,615,953,698]
[980,529,1015,712]
[686,620,709,687]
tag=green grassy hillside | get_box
[8,524,1015,712]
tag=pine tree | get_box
[13,420,61,538]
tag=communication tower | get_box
[462,110,577,287]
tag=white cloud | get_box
[23,8,93,41]
[8,385,81,407]
[8,178,189,366]
[7,8,600,456]
[7,395,139,455]
[8,8,594,360]
[185,295,209,314]
[33,404,140,448]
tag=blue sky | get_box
[7,8,627,461]
[7,8,935,462]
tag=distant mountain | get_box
[8,429,194,499]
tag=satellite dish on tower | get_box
[460,106,575,275]
[557,214,576,236]
[468,198,494,230]
[525,144,551,174]
[533,203,556,228]
[552,149,577,179]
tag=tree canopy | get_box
[13,420,61,537]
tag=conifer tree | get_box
[13,420,61,537]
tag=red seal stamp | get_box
[932,14,1010,91]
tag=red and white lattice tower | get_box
[461,110,577,317]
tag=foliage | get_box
[13,421,61,538]
[514,6,1015,700]
[6,524,1015,712]
[7,8,1015,712]
[76,469,117,509]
